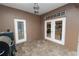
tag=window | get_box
[14,19,27,44]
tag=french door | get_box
[45,17,66,45]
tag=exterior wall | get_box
[40,4,79,51]
[0,5,41,42]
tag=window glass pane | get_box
[47,22,51,38]
[17,22,24,40]
[55,21,62,40]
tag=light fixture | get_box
[33,3,39,15]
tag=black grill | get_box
[0,41,9,56]
[0,32,16,56]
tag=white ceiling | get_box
[1,3,67,15]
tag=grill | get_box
[0,32,16,56]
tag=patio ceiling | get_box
[1,3,67,15]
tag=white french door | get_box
[45,20,52,40]
[45,17,66,45]
[14,19,27,44]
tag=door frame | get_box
[77,32,79,55]
[52,17,66,45]
[44,17,66,45]
[44,20,52,40]
[14,19,27,44]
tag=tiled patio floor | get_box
[16,39,77,56]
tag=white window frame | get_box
[44,17,66,45]
[14,19,27,44]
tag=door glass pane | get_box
[55,21,62,40]
[47,22,51,38]
[17,22,24,40]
